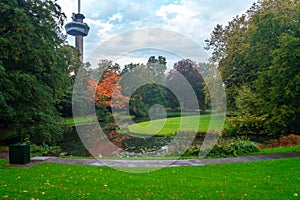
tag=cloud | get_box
[155,0,255,45]
[57,0,255,62]
[86,28,209,70]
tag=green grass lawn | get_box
[255,145,300,154]
[128,114,226,135]
[65,115,98,126]
[0,158,299,199]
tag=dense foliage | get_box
[206,0,300,136]
[87,71,129,110]
[120,56,168,117]
[0,0,81,145]
[167,59,206,111]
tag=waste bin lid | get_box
[9,144,29,147]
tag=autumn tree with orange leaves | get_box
[87,70,129,110]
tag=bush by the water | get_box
[183,137,259,157]
[119,130,260,158]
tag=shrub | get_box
[59,127,90,156]
[211,137,259,157]
[263,134,300,148]
[182,145,201,156]
[183,137,259,157]
[106,131,132,149]
[223,114,268,136]
[30,144,61,156]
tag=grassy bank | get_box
[128,114,226,135]
[0,158,299,199]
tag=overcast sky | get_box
[57,0,256,68]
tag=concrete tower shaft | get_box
[65,0,89,61]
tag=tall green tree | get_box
[207,0,300,136]
[143,56,168,107]
[119,56,168,118]
[198,62,226,112]
[147,56,167,79]
[167,59,206,111]
[120,63,151,118]
[251,0,300,135]
[205,14,251,112]
[0,0,81,145]
[57,46,83,117]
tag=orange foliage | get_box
[87,71,129,109]
[262,134,300,148]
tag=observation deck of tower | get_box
[65,0,90,61]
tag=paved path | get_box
[28,152,300,168]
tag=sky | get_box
[57,0,256,68]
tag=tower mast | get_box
[78,0,81,13]
[65,0,90,61]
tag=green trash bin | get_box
[9,144,30,164]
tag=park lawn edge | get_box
[0,157,299,199]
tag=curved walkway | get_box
[29,152,300,168]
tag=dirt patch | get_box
[0,151,8,159]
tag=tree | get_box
[0,0,80,145]
[207,0,300,136]
[247,0,300,136]
[72,62,96,118]
[87,70,129,110]
[96,59,121,76]
[121,57,168,107]
[167,59,206,110]
[142,56,168,107]
[120,63,152,118]
[120,57,168,118]
[147,56,167,79]
[57,46,83,117]
[205,14,251,112]
[198,62,226,112]
[128,93,149,118]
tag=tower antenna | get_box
[78,0,81,13]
